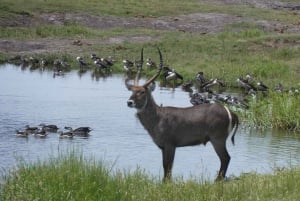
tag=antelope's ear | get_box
[125,78,134,91]
[146,81,156,92]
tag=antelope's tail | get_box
[230,112,239,145]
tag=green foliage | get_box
[246,92,300,131]
[1,152,300,201]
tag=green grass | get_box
[1,152,300,201]
[0,0,201,17]
[246,91,300,131]
[0,25,95,38]
[0,25,161,39]
[1,0,299,24]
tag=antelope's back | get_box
[160,103,230,127]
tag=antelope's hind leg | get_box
[211,140,231,181]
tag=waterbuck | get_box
[127,48,239,181]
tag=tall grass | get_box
[246,92,300,131]
[1,152,300,201]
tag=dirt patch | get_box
[1,0,300,56]
[37,12,245,34]
[0,36,157,56]
[205,0,300,10]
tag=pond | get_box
[0,64,300,181]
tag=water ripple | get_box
[0,64,300,181]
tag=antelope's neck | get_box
[136,95,160,133]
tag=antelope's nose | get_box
[127,100,134,107]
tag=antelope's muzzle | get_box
[127,99,135,108]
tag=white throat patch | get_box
[137,98,148,113]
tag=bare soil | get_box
[1,0,300,56]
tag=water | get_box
[0,64,300,181]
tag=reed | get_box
[1,152,300,201]
[246,91,300,131]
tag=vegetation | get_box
[0,0,300,199]
[0,2,299,132]
[1,152,300,201]
[244,91,299,130]
[1,0,300,23]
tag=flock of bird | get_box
[123,56,299,110]
[7,53,116,80]
[183,71,299,110]
[15,124,92,139]
[7,51,299,111]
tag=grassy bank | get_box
[0,152,299,201]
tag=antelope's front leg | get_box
[161,145,176,182]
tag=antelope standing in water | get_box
[127,48,239,181]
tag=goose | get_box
[163,67,183,81]
[15,130,29,137]
[33,128,47,138]
[60,60,70,68]
[274,83,284,93]
[91,53,100,60]
[39,123,59,133]
[25,125,39,133]
[59,131,74,139]
[190,92,211,105]
[64,126,92,137]
[123,59,135,72]
[195,72,206,86]
[146,58,156,68]
[29,56,39,67]
[201,78,225,89]
[257,81,268,91]
[101,56,114,67]
[94,59,109,68]
[39,58,47,67]
[76,56,88,69]
[181,81,193,92]
[237,77,257,91]
[257,81,269,96]
[288,87,299,95]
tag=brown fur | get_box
[128,85,239,181]
[127,48,239,181]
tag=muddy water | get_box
[0,64,299,181]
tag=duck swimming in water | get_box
[39,123,59,133]
[64,126,92,137]
[15,130,29,137]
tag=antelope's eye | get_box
[137,91,145,95]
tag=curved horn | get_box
[143,47,163,87]
[134,48,144,85]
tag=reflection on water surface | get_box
[0,64,299,181]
